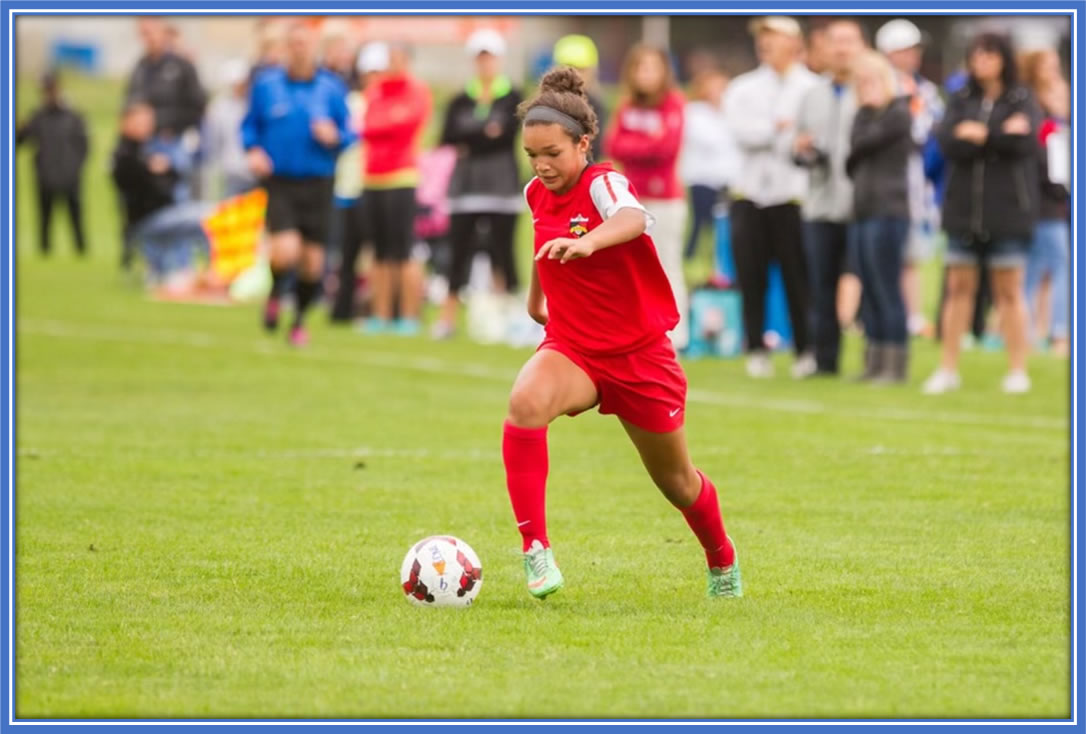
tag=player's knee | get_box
[507,390,551,428]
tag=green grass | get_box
[14,72,1071,720]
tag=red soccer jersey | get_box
[525,163,679,356]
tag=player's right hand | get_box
[246,147,273,178]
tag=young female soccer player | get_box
[503,68,741,600]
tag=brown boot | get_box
[854,342,883,382]
[874,344,909,384]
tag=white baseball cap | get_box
[876,19,923,53]
[466,28,506,57]
[748,16,803,38]
[357,42,390,73]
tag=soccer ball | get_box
[400,535,483,607]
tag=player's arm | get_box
[536,172,653,263]
[536,208,646,264]
[527,265,547,325]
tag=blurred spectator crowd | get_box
[16,14,1071,393]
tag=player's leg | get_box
[620,419,741,597]
[288,180,333,344]
[263,178,302,332]
[265,229,302,331]
[504,348,598,598]
[288,242,324,345]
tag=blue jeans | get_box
[133,201,212,281]
[1025,218,1070,340]
[685,184,720,259]
[855,216,909,345]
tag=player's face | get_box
[523,123,590,194]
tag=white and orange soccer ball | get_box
[400,536,483,608]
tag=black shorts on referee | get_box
[264,175,335,245]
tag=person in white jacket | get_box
[725,16,818,379]
[679,69,739,260]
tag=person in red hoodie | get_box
[359,42,432,335]
[604,44,688,350]
[504,67,741,600]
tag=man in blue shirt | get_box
[242,21,354,346]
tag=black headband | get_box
[523,105,586,137]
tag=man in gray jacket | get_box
[794,19,866,375]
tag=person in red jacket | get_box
[604,44,688,350]
[359,42,432,335]
[503,67,741,601]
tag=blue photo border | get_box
[0,0,1082,730]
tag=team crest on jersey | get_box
[568,214,590,238]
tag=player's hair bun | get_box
[539,67,588,99]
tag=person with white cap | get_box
[875,18,945,339]
[432,28,524,340]
[202,58,256,198]
[724,16,818,379]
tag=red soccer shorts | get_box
[539,334,688,433]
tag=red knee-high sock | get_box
[502,421,549,551]
[680,470,735,569]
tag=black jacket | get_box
[1037,118,1070,221]
[16,102,88,192]
[937,84,1041,241]
[846,97,912,220]
[125,51,207,136]
[588,91,607,163]
[441,82,523,209]
[111,136,177,229]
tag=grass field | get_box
[14,72,1072,719]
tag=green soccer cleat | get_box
[523,539,564,599]
[707,541,743,598]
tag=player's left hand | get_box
[536,237,595,264]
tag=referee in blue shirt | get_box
[242,21,354,346]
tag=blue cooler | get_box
[686,289,743,359]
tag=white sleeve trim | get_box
[588,172,656,233]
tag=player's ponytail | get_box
[517,66,599,157]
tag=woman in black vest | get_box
[433,29,523,340]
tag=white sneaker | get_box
[1002,370,1031,394]
[922,369,961,395]
[746,352,774,379]
[791,352,817,380]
